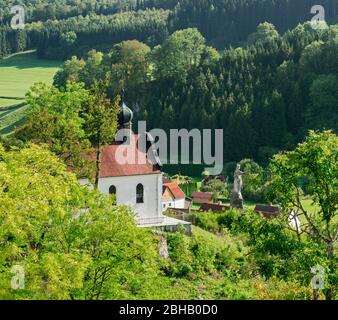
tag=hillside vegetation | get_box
[1,140,336,299]
[1,0,337,58]
[52,23,338,164]
[0,51,60,134]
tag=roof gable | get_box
[87,134,161,178]
[163,182,186,199]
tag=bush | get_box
[165,225,247,278]
[240,159,266,202]
[193,212,220,233]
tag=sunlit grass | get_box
[0,51,61,134]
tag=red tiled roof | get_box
[191,192,213,199]
[86,134,161,178]
[163,182,186,199]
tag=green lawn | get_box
[301,197,321,213]
[0,51,61,134]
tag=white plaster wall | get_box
[163,198,185,211]
[78,174,163,221]
[174,198,185,209]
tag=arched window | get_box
[109,185,116,195]
[136,183,144,203]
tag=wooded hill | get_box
[1,1,338,164]
[1,0,338,57]
[52,23,338,164]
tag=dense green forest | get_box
[1,0,338,58]
[1,1,337,166]
[1,0,337,164]
[51,23,338,165]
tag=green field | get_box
[0,51,61,134]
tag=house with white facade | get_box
[162,182,186,211]
[79,100,190,233]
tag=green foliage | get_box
[203,178,229,199]
[13,82,119,181]
[0,143,325,300]
[106,40,151,100]
[267,130,338,299]
[165,225,247,279]
[0,144,160,299]
[82,87,119,187]
[60,31,77,47]
[1,1,338,301]
[33,9,170,60]
[170,174,192,185]
[239,159,266,202]
[189,205,337,300]
[49,22,338,165]
[193,212,220,233]
[1,0,338,58]
[247,23,280,45]
[307,74,338,130]
[53,56,86,88]
[267,130,338,225]
[14,82,92,175]
[151,28,206,80]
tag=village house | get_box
[191,192,214,204]
[162,181,186,211]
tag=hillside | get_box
[0,51,60,134]
[1,0,338,58]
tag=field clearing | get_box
[0,51,61,134]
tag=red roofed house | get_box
[162,182,186,211]
[191,192,214,204]
[199,203,230,212]
[79,100,190,231]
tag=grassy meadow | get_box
[0,51,61,134]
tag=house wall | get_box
[79,173,163,223]
[162,188,173,202]
[163,198,185,211]
[173,198,185,209]
[193,197,213,204]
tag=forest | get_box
[1,1,337,165]
[1,0,338,57]
[50,23,338,165]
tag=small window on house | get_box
[136,183,144,203]
[109,185,116,195]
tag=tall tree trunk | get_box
[94,145,101,190]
